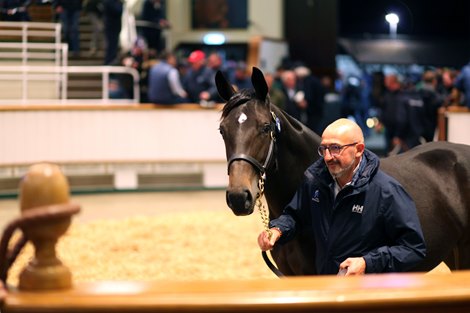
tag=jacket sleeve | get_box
[269,181,311,244]
[363,181,426,273]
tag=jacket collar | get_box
[309,149,380,190]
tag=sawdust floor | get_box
[0,190,450,286]
[0,190,277,285]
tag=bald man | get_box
[258,118,426,275]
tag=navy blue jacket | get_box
[148,61,175,104]
[270,149,426,274]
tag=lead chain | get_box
[257,176,272,239]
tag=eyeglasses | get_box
[317,142,358,157]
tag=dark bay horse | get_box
[216,67,470,275]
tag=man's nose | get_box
[323,149,334,161]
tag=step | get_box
[67,90,103,98]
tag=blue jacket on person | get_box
[455,61,470,108]
[270,149,426,275]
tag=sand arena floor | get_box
[0,190,277,285]
[0,190,450,286]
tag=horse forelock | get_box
[221,89,268,119]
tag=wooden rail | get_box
[2,272,470,313]
[437,105,470,141]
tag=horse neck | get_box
[264,106,321,217]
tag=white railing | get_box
[0,65,140,104]
[0,41,68,102]
[0,21,61,43]
[0,22,140,104]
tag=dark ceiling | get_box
[337,0,470,67]
[338,0,470,39]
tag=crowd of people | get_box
[146,49,468,157]
[372,67,464,155]
[2,0,470,157]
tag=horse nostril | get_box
[244,189,253,210]
[226,189,254,216]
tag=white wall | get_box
[0,107,228,189]
[447,112,470,145]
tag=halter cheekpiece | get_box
[227,111,280,176]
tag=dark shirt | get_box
[183,66,216,103]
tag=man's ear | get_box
[356,142,366,156]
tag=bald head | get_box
[322,118,364,144]
[321,119,365,184]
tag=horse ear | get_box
[215,70,235,101]
[251,67,268,101]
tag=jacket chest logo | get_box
[312,190,320,203]
[352,204,364,214]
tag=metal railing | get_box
[0,65,140,104]
[0,21,140,104]
[0,21,61,42]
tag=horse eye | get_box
[219,127,224,137]
[262,124,271,134]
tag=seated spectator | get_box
[207,52,232,79]
[119,37,149,100]
[182,50,219,104]
[147,51,188,104]
[109,77,128,99]
[231,61,251,90]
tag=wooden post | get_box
[17,163,79,291]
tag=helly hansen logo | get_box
[312,190,320,203]
[352,204,363,214]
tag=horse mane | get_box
[221,88,264,119]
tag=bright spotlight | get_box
[203,33,226,45]
[385,13,399,25]
[385,13,399,38]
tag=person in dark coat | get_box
[54,0,83,57]
[280,69,307,124]
[380,74,409,154]
[258,118,426,275]
[103,0,123,65]
[0,0,31,21]
[182,50,218,104]
[83,0,104,55]
[140,0,169,54]
[455,60,470,109]
[294,65,325,135]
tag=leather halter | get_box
[227,111,280,176]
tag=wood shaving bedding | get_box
[7,210,277,285]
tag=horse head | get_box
[216,67,278,216]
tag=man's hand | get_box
[338,257,366,276]
[257,228,281,251]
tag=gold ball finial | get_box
[19,163,70,213]
[16,163,79,291]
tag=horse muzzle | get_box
[226,188,255,216]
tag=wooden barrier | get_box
[0,103,228,194]
[437,105,470,141]
[2,272,470,313]
[1,144,470,313]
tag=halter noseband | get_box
[227,111,280,176]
